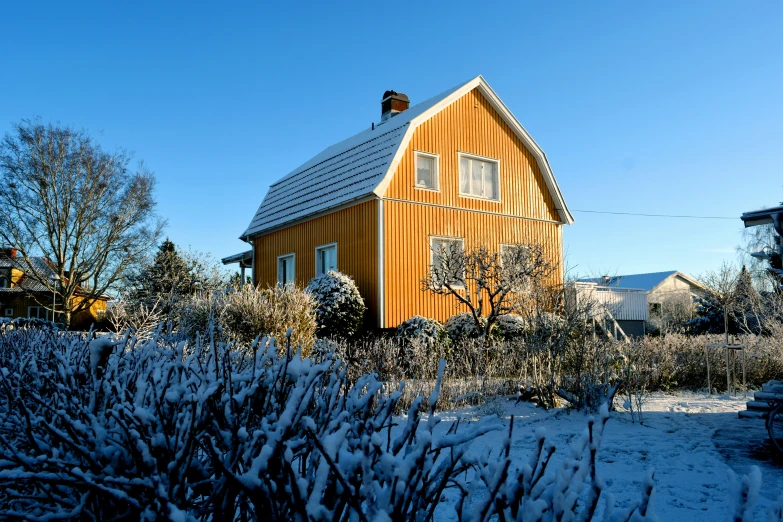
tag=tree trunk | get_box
[63,296,72,330]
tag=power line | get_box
[572,209,737,220]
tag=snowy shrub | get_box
[392,316,450,378]
[0,328,503,519]
[495,313,528,340]
[394,315,449,348]
[445,312,487,341]
[178,289,227,340]
[222,284,317,355]
[306,270,365,339]
[0,317,59,331]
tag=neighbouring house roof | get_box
[221,250,253,267]
[741,204,783,235]
[0,256,59,293]
[241,75,573,239]
[578,271,706,294]
[0,254,110,299]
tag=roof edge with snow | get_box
[241,75,572,239]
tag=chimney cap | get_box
[381,90,409,102]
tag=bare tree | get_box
[422,242,556,342]
[699,262,741,341]
[0,119,164,328]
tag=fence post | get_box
[705,346,711,395]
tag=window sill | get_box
[458,193,502,204]
[414,185,440,192]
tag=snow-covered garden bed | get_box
[0,327,781,520]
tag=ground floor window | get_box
[315,243,337,276]
[277,253,295,285]
[430,236,465,287]
[28,306,49,320]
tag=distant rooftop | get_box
[578,271,704,293]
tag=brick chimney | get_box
[381,90,410,122]
[0,248,16,259]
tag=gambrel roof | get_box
[242,75,573,239]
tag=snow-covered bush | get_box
[2,327,780,520]
[177,289,227,340]
[0,317,59,331]
[306,270,365,338]
[445,312,488,341]
[222,283,316,354]
[176,285,317,354]
[392,316,450,379]
[0,328,502,519]
[394,315,448,348]
[495,313,528,340]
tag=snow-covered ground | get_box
[435,391,782,521]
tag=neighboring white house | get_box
[580,271,706,304]
[565,282,648,340]
[579,271,707,333]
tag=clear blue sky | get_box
[2,2,781,280]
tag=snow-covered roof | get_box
[0,254,110,299]
[0,256,58,293]
[241,75,573,239]
[741,204,783,235]
[578,271,705,293]
[221,250,253,267]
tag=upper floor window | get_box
[277,253,295,285]
[459,153,499,201]
[415,151,439,190]
[315,243,337,276]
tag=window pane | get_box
[317,247,336,275]
[416,155,433,188]
[483,161,497,199]
[459,158,470,193]
[471,160,483,197]
[278,256,294,284]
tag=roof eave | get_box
[242,194,379,241]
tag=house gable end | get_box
[383,87,561,222]
[374,76,572,224]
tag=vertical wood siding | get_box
[385,88,561,222]
[382,87,564,326]
[253,200,379,328]
[383,201,563,326]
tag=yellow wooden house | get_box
[0,249,109,330]
[225,76,572,328]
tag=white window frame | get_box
[499,243,531,292]
[458,152,501,202]
[430,235,465,289]
[28,306,48,320]
[4,308,13,317]
[414,150,440,191]
[315,243,338,276]
[276,253,296,285]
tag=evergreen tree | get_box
[127,239,192,311]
